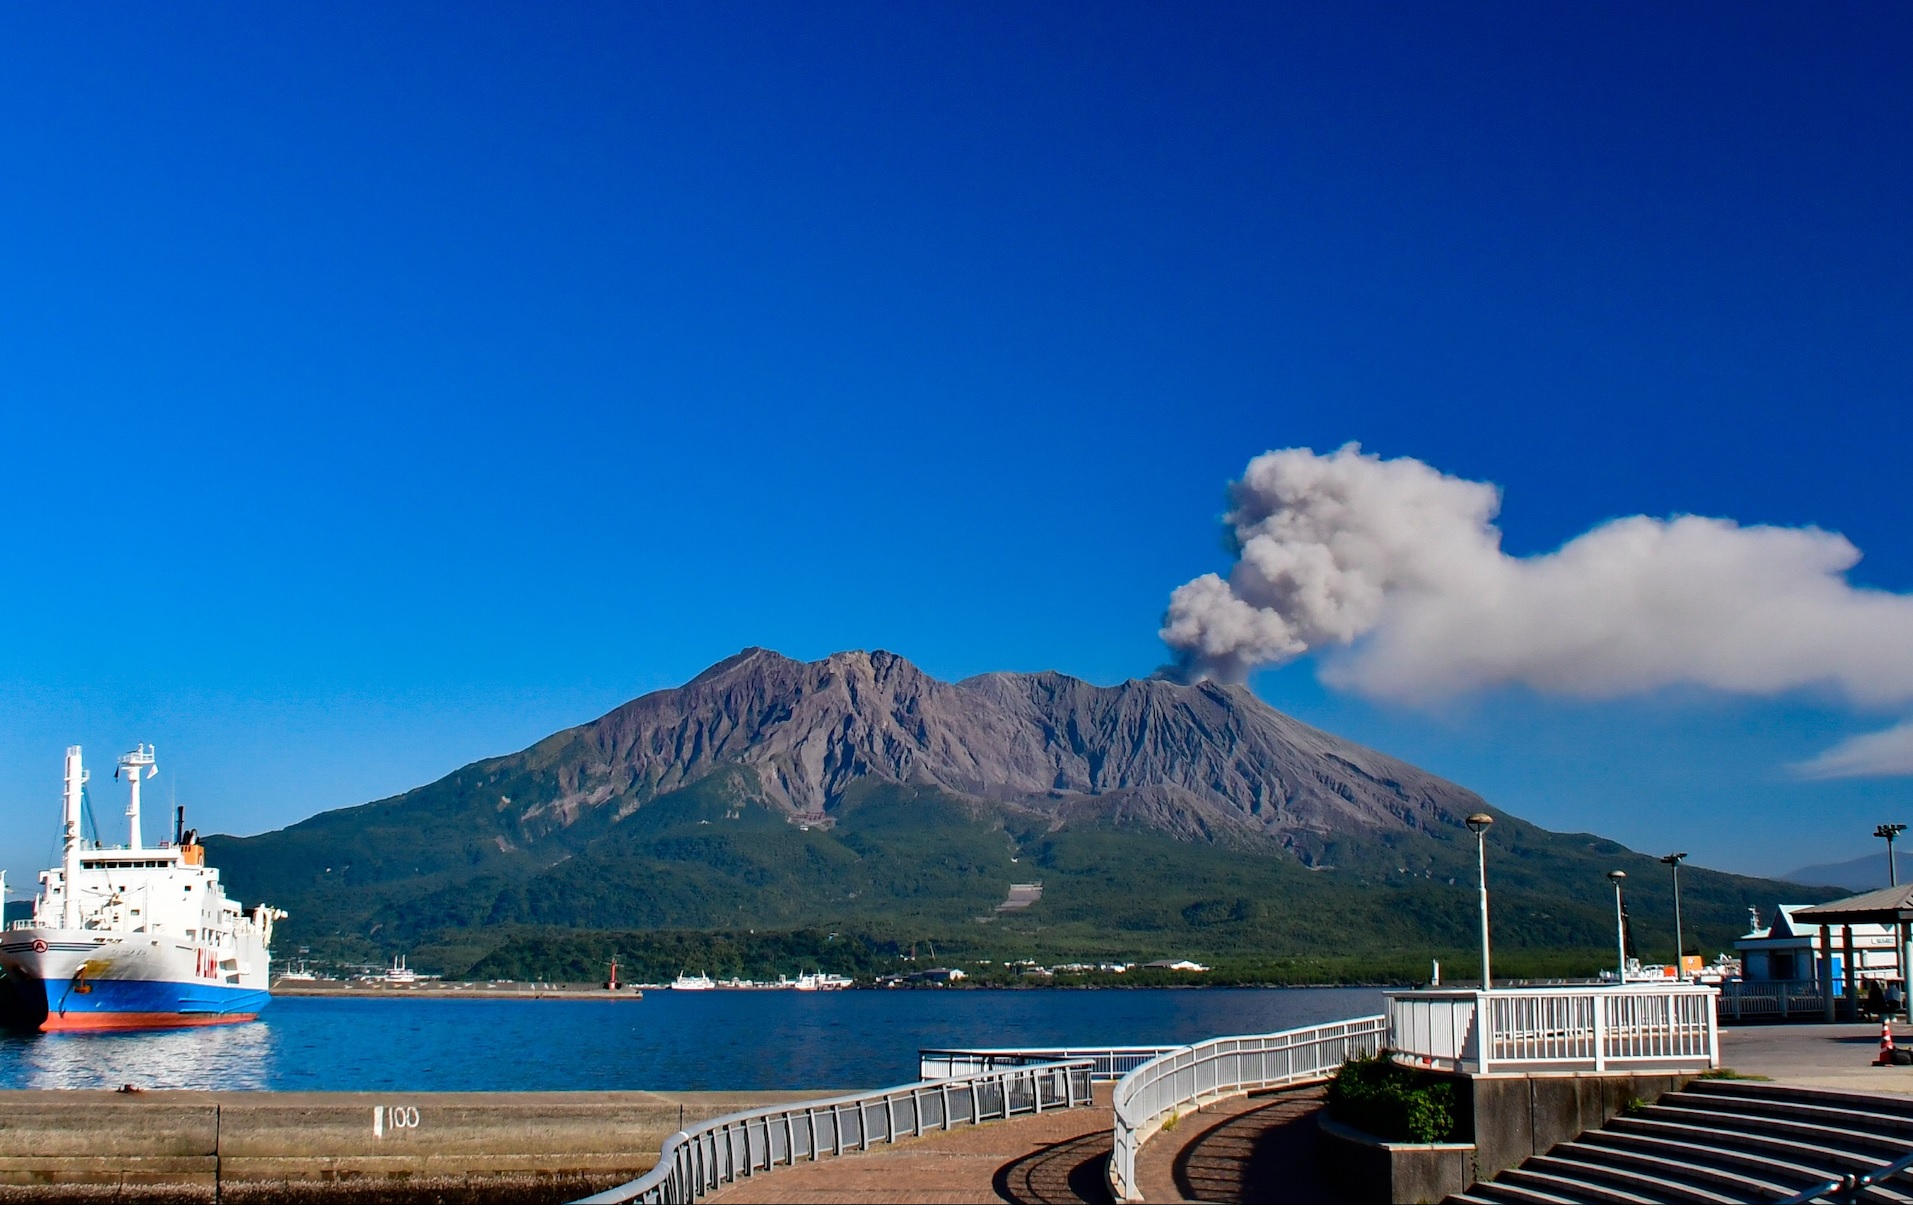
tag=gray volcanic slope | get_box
[508,647,1488,860]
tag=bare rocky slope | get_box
[508,647,1486,863]
[209,648,1829,969]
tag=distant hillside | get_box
[207,648,1841,978]
[1781,852,1890,893]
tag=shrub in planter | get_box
[1326,1052,1458,1143]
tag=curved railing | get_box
[1105,1015,1386,1203]
[576,1058,1094,1205]
[918,1045,1180,1082]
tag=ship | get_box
[669,971,716,990]
[0,745,284,1032]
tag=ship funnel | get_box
[117,744,156,851]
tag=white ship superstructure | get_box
[0,745,284,1032]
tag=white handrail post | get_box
[1474,991,1490,1075]
[1593,992,1607,1073]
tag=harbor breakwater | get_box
[0,1089,806,1203]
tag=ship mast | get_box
[61,746,86,928]
[117,744,156,851]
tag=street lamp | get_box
[1466,813,1495,990]
[1608,870,1629,984]
[1661,853,1687,982]
[1876,824,1906,887]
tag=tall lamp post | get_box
[1661,853,1688,982]
[1608,870,1629,984]
[1467,813,1495,990]
[1877,824,1906,887]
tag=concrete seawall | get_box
[0,1089,816,1203]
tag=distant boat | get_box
[381,956,418,986]
[778,969,853,990]
[670,971,716,991]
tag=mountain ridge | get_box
[206,647,1838,973]
[473,645,1494,861]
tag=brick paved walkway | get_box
[697,1084,1347,1204]
[702,1089,1115,1205]
[1133,1085,1351,1204]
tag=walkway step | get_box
[1657,1090,1913,1143]
[1459,1178,1577,1204]
[1608,1115,1890,1181]
[1581,1126,1849,1193]
[1637,1103,1910,1159]
[1552,1138,1794,1201]
[1684,1080,1913,1114]
[1522,1153,1736,1204]
[1495,1163,1657,1205]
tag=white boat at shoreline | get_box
[0,745,284,1032]
[670,971,716,990]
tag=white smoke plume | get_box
[1789,721,1913,780]
[1160,444,1913,707]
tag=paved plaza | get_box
[1720,1021,1913,1095]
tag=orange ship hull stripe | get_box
[39,1012,258,1033]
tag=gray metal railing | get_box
[1105,1016,1386,1203]
[576,1059,1095,1205]
[918,1045,1180,1082]
[1781,1146,1913,1203]
[1719,979,1827,1021]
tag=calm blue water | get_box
[0,987,1383,1092]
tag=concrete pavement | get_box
[1720,1022,1913,1096]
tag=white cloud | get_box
[1792,721,1913,780]
[1161,444,1913,705]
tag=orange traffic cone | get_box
[1876,1020,1896,1066]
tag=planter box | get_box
[1316,1114,1476,1205]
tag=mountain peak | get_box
[512,647,1489,860]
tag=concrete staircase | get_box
[1454,1080,1913,1204]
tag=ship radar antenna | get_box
[116,744,157,851]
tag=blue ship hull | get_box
[2,973,268,1032]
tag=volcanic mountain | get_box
[209,648,1826,974]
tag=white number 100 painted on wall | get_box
[373,1105,420,1137]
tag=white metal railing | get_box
[918,1045,1180,1082]
[1105,1016,1386,1203]
[575,1059,1094,1205]
[1717,979,1827,1020]
[1386,984,1719,1074]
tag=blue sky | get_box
[2,2,1910,889]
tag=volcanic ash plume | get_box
[1160,443,1913,706]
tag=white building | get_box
[1735,903,1901,988]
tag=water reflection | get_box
[0,1021,273,1090]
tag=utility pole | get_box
[1467,813,1495,990]
[1877,824,1906,887]
[1661,853,1688,981]
[1608,870,1629,983]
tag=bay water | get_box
[0,987,1383,1092]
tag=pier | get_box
[0,1089,808,1203]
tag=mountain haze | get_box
[209,649,1832,976]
